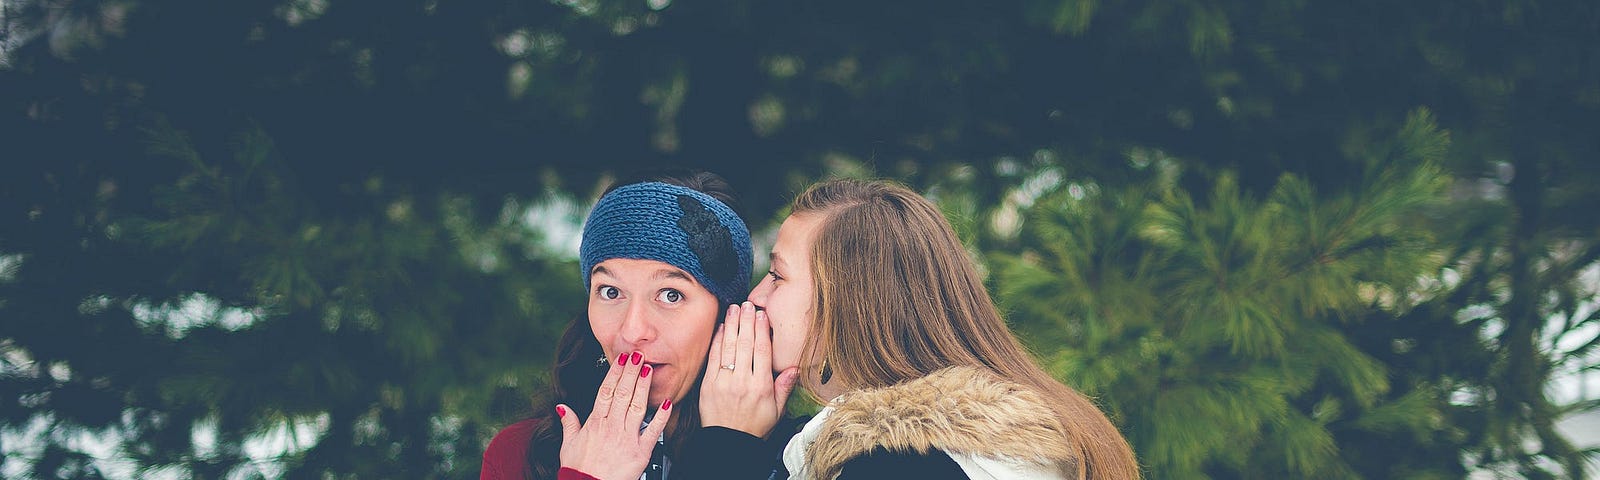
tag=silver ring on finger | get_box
[722,364,736,371]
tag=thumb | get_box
[772,367,800,406]
[556,404,580,438]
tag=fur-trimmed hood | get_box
[787,366,1082,479]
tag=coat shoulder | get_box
[807,367,1079,479]
[481,418,541,480]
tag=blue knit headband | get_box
[579,182,753,305]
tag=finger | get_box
[591,351,628,419]
[641,397,673,445]
[735,302,756,373]
[719,304,740,373]
[754,309,773,375]
[773,367,800,408]
[625,362,654,427]
[611,351,643,416]
[705,322,725,379]
[556,404,581,438]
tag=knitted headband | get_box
[579,182,753,306]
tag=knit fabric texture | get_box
[579,182,753,305]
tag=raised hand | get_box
[556,351,672,480]
[699,302,799,438]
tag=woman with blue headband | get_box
[480,170,772,480]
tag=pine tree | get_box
[0,122,584,478]
[5,0,1597,477]
[989,110,1594,478]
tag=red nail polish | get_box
[640,365,652,378]
[618,353,628,365]
[661,399,671,410]
[631,352,642,365]
[556,405,566,418]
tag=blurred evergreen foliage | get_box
[994,111,1457,478]
[2,0,1597,478]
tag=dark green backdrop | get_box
[2,0,1597,478]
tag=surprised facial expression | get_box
[588,258,721,407]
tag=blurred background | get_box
[2,0,1598,478]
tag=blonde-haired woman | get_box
[688,178,1141,479]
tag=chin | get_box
[646,377,677,406]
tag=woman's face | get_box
[588,258,721,407]
[748,213,823,382]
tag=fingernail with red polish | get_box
[618,353,628,365]
[631,352,642,365]
[640,365,652,378]
[661,399,672,410]
[556,405,566,418]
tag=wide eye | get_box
[656,289,684,304]
[597,285,621,300]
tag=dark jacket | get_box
[681,366,1080,479]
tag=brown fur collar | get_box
[805,366,1080,479]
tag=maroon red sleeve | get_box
[480,418,539,480]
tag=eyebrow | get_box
[655,269,696,284]
[769,252,788,270]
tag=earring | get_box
[820,357,833,385]
[596,354,610,368]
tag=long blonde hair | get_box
[793,178,1140,480]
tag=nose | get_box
[617,300,655,345]
[748,274,773,308]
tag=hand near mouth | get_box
[698,302,800,438]
[556,350,672,480]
